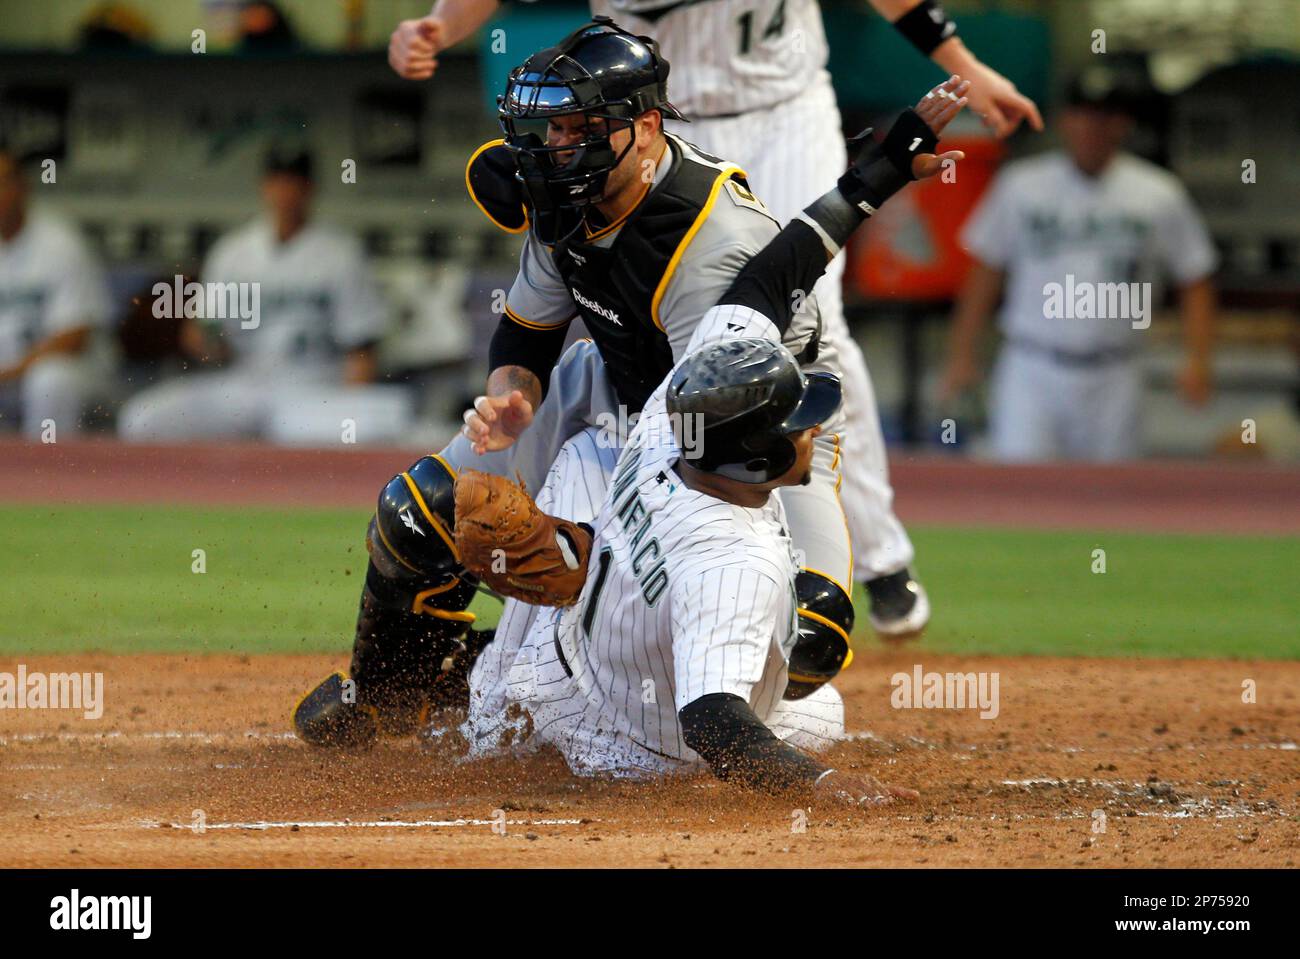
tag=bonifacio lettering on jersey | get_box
[609,448,669,606]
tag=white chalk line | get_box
[138,817,588,832]
[842,731,1297,753]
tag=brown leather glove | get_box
[453,470,592,607]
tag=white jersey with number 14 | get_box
[590,0,829,118]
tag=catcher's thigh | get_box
[779,430,853,590]
[779,430,857,698]
[814,267,916,580]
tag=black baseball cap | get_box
[263,147,314,181]
[1064,67,1143,115]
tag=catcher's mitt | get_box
[453,470,592,607]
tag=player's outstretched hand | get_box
[937,351,983,407]
[389,17,443,80]
[462,390,534,455]
[910,75,970,179]
[814,769,919,806]
[961,60,1044,139]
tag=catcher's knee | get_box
[368,454,476,618]
[786,569,854,700]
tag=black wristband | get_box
[835,110,937,212]
[680,692,829,793]
[893,0,958,56]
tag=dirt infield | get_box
[3,441,1295,866]
[2,652,1296,868]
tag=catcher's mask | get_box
[498,16,685,242]
[667,338,842,485]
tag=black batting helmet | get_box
[498,16,684,225]
[667,338,841,485]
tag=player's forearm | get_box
[179,318,230,366]
[487,315,567,403]
[486,364,542,410]
[343,346,378,385]
[717,223,832,334]
[869,0,925,20]
[15,325,89,373]
[1178,278,1216,366]
[428,0,500,49]
[680,693,830,794]
[873,0,959,58]
[718,182,887,330]
[947,262,1001,359]
[930,36,981,80]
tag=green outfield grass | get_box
[1,504,1296,659]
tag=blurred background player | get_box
[939,69,1219,461]
[388,0,1043,639]
[118,148,406,445]
[0,146,114,439]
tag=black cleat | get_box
[292,671,378,748]
[865,569,930,641]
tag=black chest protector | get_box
[466,137,743,413]
[552,143,739,413]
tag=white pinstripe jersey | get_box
[590,0,830,118]
[543,302,801,769]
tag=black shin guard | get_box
[295,454,489,746]
[348,567,478,731]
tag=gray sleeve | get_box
[654,183,783,363]
[505,233,577,330]
[1152,178,1219,285]
[45,227,111,333]
[960,168,1018,269]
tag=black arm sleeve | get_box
[716,110,938,333]
[679,692,829,793]
[487,316,571,400]
[714,220,831,336]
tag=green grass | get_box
[1,505,1296,659]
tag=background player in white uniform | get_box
[118,150,406,445]
[0,148,114,439]
[456,93,963,798]
[940,72,1218,461]
[389,0,1041,637]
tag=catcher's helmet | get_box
[498,16,684,227]
[667,338,842,484]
